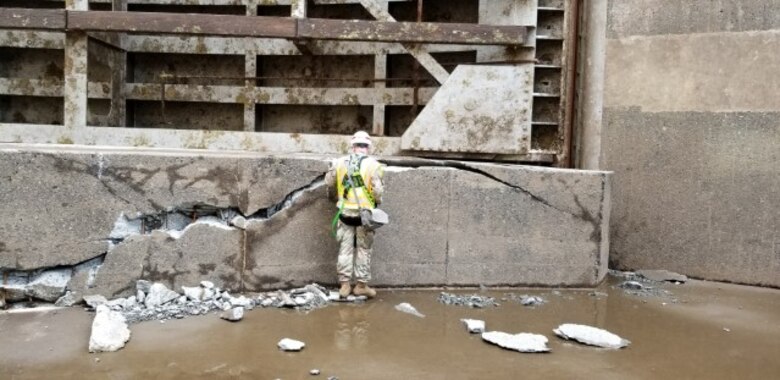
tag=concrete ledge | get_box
[0,144,612,298]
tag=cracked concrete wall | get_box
[588,0,780,287]
[0,144,611,301]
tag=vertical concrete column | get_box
[64,0,89,128]
[243,1,258,132]
[109,0,128,127]
[291,0,306,18]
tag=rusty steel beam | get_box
[298,18,527,45]
[0,8,65,30]
[67,11,298,38]
[0,9,527,45]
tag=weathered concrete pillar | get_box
[64,0,89,128]
[372,53,387,136]
[575,0,607,170]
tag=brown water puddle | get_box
[1,280,779,380]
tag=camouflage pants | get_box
[336,220,374,283]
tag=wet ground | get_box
[1,279,779,380]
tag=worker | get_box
[325,131,385,299]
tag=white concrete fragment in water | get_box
[553,323,630,349]
[89,305,131,353]
[481,331,550,353]
[461,319,486,333]
[395,303,425,318]
[220,307,244,322]
[144,283,179,308]
[182,286,204,301]
[278,338,305,351]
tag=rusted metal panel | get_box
[401,65,534,155]
[67,11,298,38]
[298,19,527,45]
[0,9,66,31]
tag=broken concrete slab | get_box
[83,295,108,309]
[553,323,630,349]
[481,331,550,353]
[24,268,71,302]
[89,305,131,353]
[0,146,612,290]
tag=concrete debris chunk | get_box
[519,295,546,306]
[25,269,71,302]
[200,280,215,289]
[395,303,425,318]
[229,295,253,308]
[438,292,498,308]
[278,338,305,351]
[136,290,145,303]
[220,307,245,322]
[310,369,321,376]
[182,286,204,302]
[55,291,79,307]
[481,331,550,353]
[553,323,630,349]
[84,295,108,309]
[144,283,179,308]
[89,305,131,353]
[461,318,486,333]
[636,269,688,283]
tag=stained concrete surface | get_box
[596,0,780,287]
[1,280,779,379]
[0,145,612,294]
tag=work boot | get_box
[339,281,352,298]
[353,282,376,298]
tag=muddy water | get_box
[1,280,779,380]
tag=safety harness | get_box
[331,155,376,237]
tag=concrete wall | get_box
[0,144,611,301]
[585,0,779,286]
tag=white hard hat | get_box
[351,131,372,146]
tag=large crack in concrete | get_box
[108,174,326,245]
[381,157,585,219]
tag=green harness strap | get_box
[331,155,376,238]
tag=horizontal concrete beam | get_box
[0,30,65,49]
[0,9,528,45]
[0,78,111,98]
[0,124,556,163]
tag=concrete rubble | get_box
[395,303,425,318]
[220,307,244,322]
[553,323,631,349]
[481,331,550,353]
[278,338,305,351]
[461,319,486,333]
[611,270,678,300]
[89,305,131,353]
[518,295,546,307]
[438,292,498,308]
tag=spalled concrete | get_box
[0,144,611,294]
